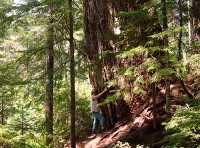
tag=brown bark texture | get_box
[45,6,54,147]
[69,0,76,147]
[83,0,169,130]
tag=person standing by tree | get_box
[90,88,110,135]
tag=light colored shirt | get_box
[91,98,99,112]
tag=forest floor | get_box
[65,79,192,148]
[74,115,168,148]
[76,121,131,148]
[72,105,171,148]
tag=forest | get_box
[0,0,200,148]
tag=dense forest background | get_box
[0,0,200,148]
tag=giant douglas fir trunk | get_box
[83,0,117,127]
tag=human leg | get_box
[92,112,98,133]
[96,112,105,131]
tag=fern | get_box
[117,46,148,59]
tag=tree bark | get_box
[69,0,76,147]
[192,0,200,51]
[188,0,193,51]
[161,0,168,45]
[83,0,116,127]
[45,5,54,147]
[1,99,4,125]
[178,0,183,61]
[161,0,170,112]
[21,105,24,136]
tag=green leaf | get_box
[132,86,145,94]
[159,68,175,76]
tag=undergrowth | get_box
[162,99,200,148]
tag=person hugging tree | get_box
[90,87,110,136]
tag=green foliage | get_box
[0,0,87,146]
[0,125,45,148]
[162,100,200,148]
[100,91,122,105]
[118,10,147,19]
[188,54,200,76]
[0,0,199,147]
[76,97,90,139]
[132,86,145,94]
[123,67,134,77]
[149,26,187,40]
[117,46,147,59]
[142,58,159,73]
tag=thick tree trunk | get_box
[84,0,157,128]
[45,5,54,147]
[69,0,76,147]
[83,0,116,127]
[192,0,200,21]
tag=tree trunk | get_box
[192,0,200,22]
[188,0,193,51]
[45,5,54,147]
[69,0,76,147]
[161,0,168,45]
[21,105,24,136]
[178,0,183,61]
[161,0,170,112]
[192,0,200,53]
[1,99,4,125]
[83,0,116,128]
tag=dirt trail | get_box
[70,112,169,148]
[76,121,131,148]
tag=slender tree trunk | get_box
[69,0,76,147]
[161,0,170,112]
[45,5,54,147]
[192,0,200,53]
[177,0,194,98]
[21,105,24,136]
[178,0,183,61]
[192,0,200,18]
[20,105,25,148]
[188,0,193,51]
[161,0,168,45]
[64,70,70,129]
[1,99,4,125]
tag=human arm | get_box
[92,87,110,100]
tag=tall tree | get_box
[69,0,76,147]
[83,0,117,128]
[188,0,193,50]
[178,0,183,60]
[1,99,5,125]
[161,0,170,111]
[192,0,200,45]
[45,4,54,147]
